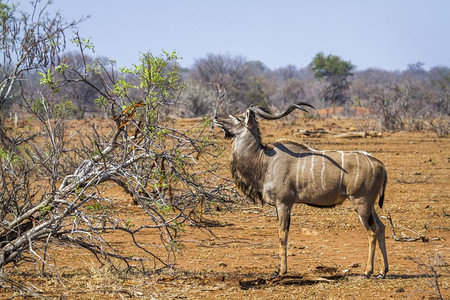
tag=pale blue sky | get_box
[40,0,450,71]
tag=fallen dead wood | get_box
[333,131,382,139]
[382,212,431,242]
[396,174,434,184]
[298,129,332,137]
[334,131,367,138]
[0,276,44,298]
[239,267,345,290]
[298,130,382,139]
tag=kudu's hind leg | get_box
[352,198,377,278]
[373,210,388,278]
[276,202,292,276]
[362,215,377,278]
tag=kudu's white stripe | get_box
[321,154,326,190]
[354,153,360,188]
[339,151,345,190]
[296,157,301,188]
[310,154,316,190]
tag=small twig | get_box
[0,276,44,298]
[395,174,433,184]
[381,212,429,242]
[443,207,450,218]
[407,254,447,300]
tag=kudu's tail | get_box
[379,169,387,209]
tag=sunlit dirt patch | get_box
[1,117,449,299]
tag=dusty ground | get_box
[1,117,449,299]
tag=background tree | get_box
[279,79,306,106]
[181,80,216,117]
[309,52,355,110]
[274,64,303,82]
[190,53,251,114]
[428,66,450,116]
[55,52,104,118]
[0,0,82,148]
[242,60,272,108]
[270,65,319,110]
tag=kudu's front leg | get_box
[276,202,292,276]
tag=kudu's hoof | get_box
[271,270,287,278]
[376,267,388,279]
[364,270,373,278]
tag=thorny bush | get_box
[1,34,236,294]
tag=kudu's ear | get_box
[244,110,256,128]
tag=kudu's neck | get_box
[233,126,264,159]
[231,127,267,203]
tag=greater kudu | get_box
[214,103,388,278]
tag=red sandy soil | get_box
[1,117,449,299]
